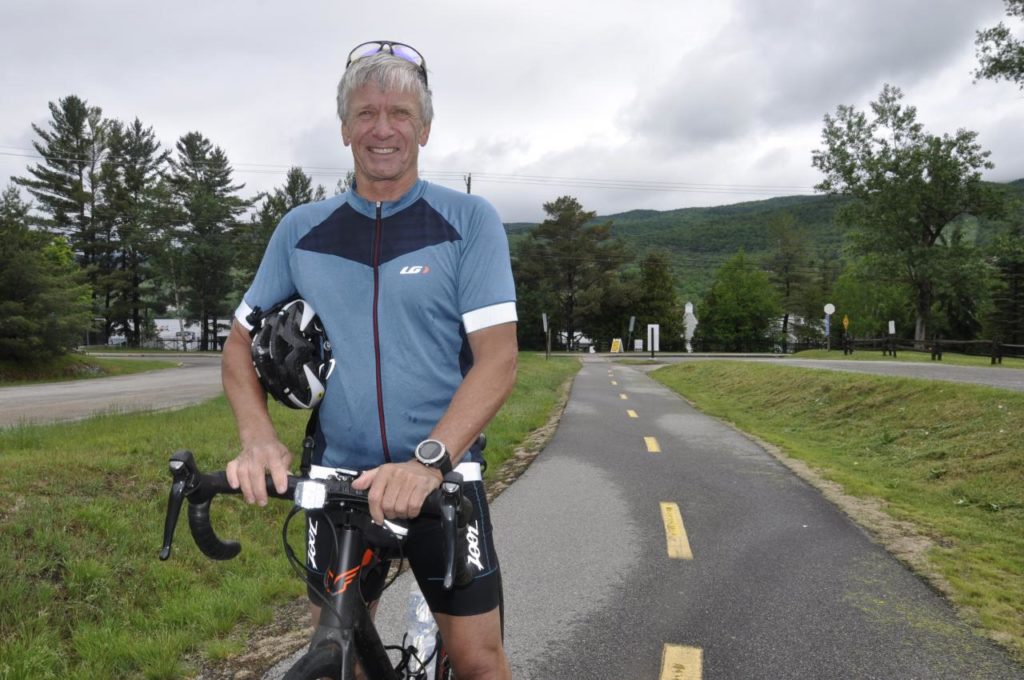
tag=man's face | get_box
[342,83,430,194]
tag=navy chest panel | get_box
[296,199,462,265]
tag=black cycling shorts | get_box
[304,480,502,617]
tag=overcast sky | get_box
[1,0,1021,223]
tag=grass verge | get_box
[650,360,1024,659]
[0,354,179,385]
[0,353,579,679]
[793,348,1024,369]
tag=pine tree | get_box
[14,95,108,329]
[0,185,92,360]
[167,132,248,351]
[97,118,169,346]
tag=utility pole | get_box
[464,172,472,194]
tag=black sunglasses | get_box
[346,40,428,86]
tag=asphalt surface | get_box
[268,356,1023,679]
[0,354,223,428]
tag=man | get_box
[221,41,517,679]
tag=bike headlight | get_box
[294,480,327,510]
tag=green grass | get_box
[0,353,579,679]
[651,361,1024,659]
[0,354,179,385]
[793,348,1024,369]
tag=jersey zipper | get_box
[372,201,391,463]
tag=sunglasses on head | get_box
[346,40,428,86]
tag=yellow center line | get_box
[611,380,618,385]
[660,645,702,680]
[659,502,693,559]
[644,436,661,453]
[619,393,629,400]
[627,409,638,418]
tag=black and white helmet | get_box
[249,299,335,409]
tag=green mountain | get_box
[507,180,1024,301]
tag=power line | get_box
[0,147,819,196]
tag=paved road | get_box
[269,357,1023,679]
[0,354,223,428]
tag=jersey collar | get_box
[346,179,428,219]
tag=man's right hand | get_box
[225,438,293,506]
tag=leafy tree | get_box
[0,186,92,360]
[812,84,1000,341]
[831,258,914,340]
[166,132,249,350]
[96,118,169,346]
[975,0,1024,89]
[512,196,630,350]
[987,222,1024,344]
[698,251,781,352]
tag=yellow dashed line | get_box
[659,502,693,559]
[645,436,661,453]
[627,409,638,418]
[611,380,618,385]
[619,393,629,400]
[660,645,702,680]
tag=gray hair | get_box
[336,52,434,124]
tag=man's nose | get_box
[371,112,394,136]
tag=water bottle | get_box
[404,584,438,679]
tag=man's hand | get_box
[226,437,293,506]
[351,460,443,524]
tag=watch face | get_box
[417,439,445,465]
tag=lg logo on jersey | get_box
[399,265,431,275]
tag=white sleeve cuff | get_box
[462,301,518,334]
[235,300,256,331]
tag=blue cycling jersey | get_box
[235,180,517,469]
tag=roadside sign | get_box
[824,303,835,315]
[542,313,548,333]
[610,338,623,353]
[842,315,849,331]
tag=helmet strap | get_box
[300,406,320,477]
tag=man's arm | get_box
[353,322,518,523]
[222,320,292,505]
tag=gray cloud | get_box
[626,0,1006,153]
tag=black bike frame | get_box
[307,513,402,680]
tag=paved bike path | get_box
[363,356,1021,679]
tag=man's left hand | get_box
[351,460,443,524]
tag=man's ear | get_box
[419,122,431,147]
[341,122,351,147]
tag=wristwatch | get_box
[414,438,452,475]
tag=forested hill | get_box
[506,179,1024,300]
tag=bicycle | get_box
[159,447,480,679]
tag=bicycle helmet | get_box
[249,298,335,409]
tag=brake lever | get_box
[439,479,461,590]
[159,450,200,560]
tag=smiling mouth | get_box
[369,147,398,155]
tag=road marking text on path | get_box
[660,644,703,680]
[659,502,693,559]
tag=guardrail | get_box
[837,336,1024,364]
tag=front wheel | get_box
[282,644,344,680]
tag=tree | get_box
[237,167,325,291]
[987,222,1024,344]
[812,84,1000,342]
[512,196,630,350]
[0,186,91,360]
[764,213,811,350]
[96,118,169,346]
[698,252,781,352]
[14,95,109,327]
[633,251,684,350]
[166,132,249,350]
[975,0,1024,89]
